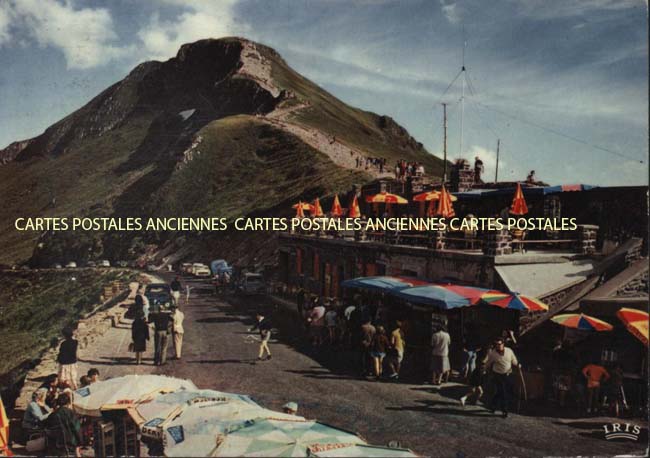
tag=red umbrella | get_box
[510,183,529,216]
[348,195,361,218]
[435,185,455,218]
[330,195,344,216]
[312,198,324,217]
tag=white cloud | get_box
[6,0,131,69]
[136,0,246,61]
[439,1,462,25]
[0,3,12,45]
[511,0,644,20]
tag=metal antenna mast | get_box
[442,102,448,184]
[459,26,466,160]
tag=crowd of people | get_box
[130,278,185,366]
[354,156,387,173]
[22,360,101,456]
[293,290,407,380]
[394,160,425,181]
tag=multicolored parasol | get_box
[616,308,648,345]
[551,313,613,331]
[480,291,549,312]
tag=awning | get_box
[495,259,595,299]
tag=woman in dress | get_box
[131,311,150,364]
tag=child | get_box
[460,360,485,407]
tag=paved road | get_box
[147,276,645,457]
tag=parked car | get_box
[237,273,267,295]
[52,263,62,269]
[86,261,97,268]
[144,283,173,314]
[116,260,129,267]
[181,263,193,275]
[99,260,111,267]
[65,261,77,268]
[194,265,212,277]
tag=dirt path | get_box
[263,103,393,179]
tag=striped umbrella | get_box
[480,291,549,312]
[312,198,324,217]
[616,308,649,346]
[551,313,613,331]
[348,195,361,218]
[510,183,529,215]
[365,192,408,204]
[330,195,344,217]
[435,185,455,218]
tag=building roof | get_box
[495,259,596,298]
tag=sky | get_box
[0,0,647,186]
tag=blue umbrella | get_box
[340,276,429,293]
[393,285,472,310]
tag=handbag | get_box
[128,342,134,352]
[26,435,46,452]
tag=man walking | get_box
[170,276,182,306]
[152,312,172,366]
[360,317,376,377]
[249,312,273,361]
[171,305,185,360]
[431,326,451,385]
[483,337,520,418]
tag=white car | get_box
[99,260,111,267]
[65,261,77,268]
[193,265,212,277]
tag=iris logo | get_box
[603,422,642,441]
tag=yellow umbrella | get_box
[365,192,408,204]
[0,397,12,457]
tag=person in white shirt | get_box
[170,305,185,360]
[324,306,338,345]
[483,337,519,418]
[431,326,451,385]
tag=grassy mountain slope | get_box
[0,37,442,266]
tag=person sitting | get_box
[282,402,299,415]
[39,374,60,409]
[79,376,91,388]
[22,389,52,434]
[46,392,82,457]
[87,368,100,384]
